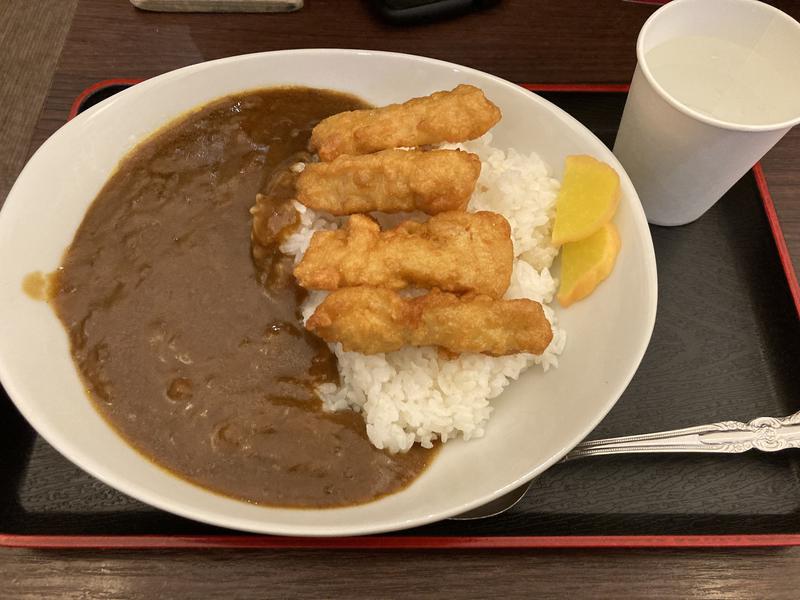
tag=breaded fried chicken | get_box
[309,85,501,161]
[306,287,553,356]
[293,211,513,299]
[296,149,480,215]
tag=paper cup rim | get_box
[636,0,800,133]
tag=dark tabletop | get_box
[5,0,800,597]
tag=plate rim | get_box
[0,50,658,536]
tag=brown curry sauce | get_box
[51,87,434,508]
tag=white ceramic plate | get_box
[0,50,657,536]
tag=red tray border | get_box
[3,80,798,550]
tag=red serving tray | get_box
[2,82,798,549]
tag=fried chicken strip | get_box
[296,149,480,215]
[293,211,513,299]
[306,287,553,356]
[309,85,502,161]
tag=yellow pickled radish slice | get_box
[551,155,621,246]
[557,222,621,307]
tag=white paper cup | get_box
[613,0,800,226]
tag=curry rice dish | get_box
[49,84,563,507]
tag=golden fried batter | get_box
[293,211,513,298]
[296,149,480,215]
[309,85,502,161]
[306,287,553,356]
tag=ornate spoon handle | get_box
[451,410,800,520]
[562,410,800,461]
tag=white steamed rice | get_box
[281,134,566,453]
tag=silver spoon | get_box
[451,409,800,520]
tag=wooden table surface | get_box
[4,0,800,597]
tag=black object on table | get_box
[370,0,501,24]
